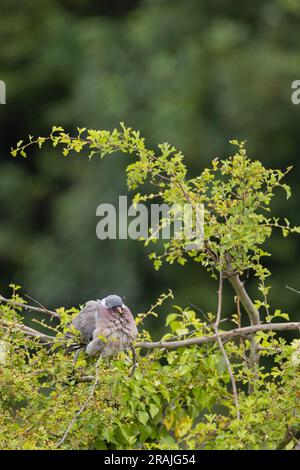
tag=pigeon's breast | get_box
[99,313,134,357]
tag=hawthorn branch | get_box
[2,320,55,344]
[2,318,300,350]
[227,275,260,326]
[0,294,60,318]
[135,322,300,349]
[214,273,240,419]
[225,257,260,389]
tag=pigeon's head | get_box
[104,295,125,314]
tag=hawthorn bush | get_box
[0,124,300,449]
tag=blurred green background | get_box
[0,0,300,333]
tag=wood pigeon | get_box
[68,295,138,358]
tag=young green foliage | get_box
[11,124,300,280]
[4,124,300,450]
[1,290,300,450]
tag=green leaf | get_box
[165,313,179,326]
[149,403,160,419]
[137,411,149,425]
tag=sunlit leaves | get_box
[10,124,300,280]
[8,125,300,450]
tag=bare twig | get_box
[56,356,102,447]
[236,296,242,329]
[24,293,59,319]
[213,272,240,420]
[130,343,137,376]
[286,285,300,294]
[215,273,223,327]
[235,296,247,359]
[256,345,282,353]
[0,294,60,318]
[188,303,210,322]
[225,266,260,389]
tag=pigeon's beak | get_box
[117,306,123,315]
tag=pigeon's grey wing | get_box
[72,300,105,343]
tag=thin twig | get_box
[225,265,260,390]
[215,273,223,327]
[130,343,137,376]
[213,272,240,420]
[286,285,300,294]
[188,303,210,322]
[25,293,58,319]
[0,294,60,318]
[226,273,260,326]
[56,356,102,447]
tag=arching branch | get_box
[3,318,299,350]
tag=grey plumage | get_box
[104,295,123,309]
[69,297,138,358]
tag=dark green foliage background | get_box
[0,0,300,328]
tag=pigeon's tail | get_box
[65,343,85,353]
[64,332,86,353]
